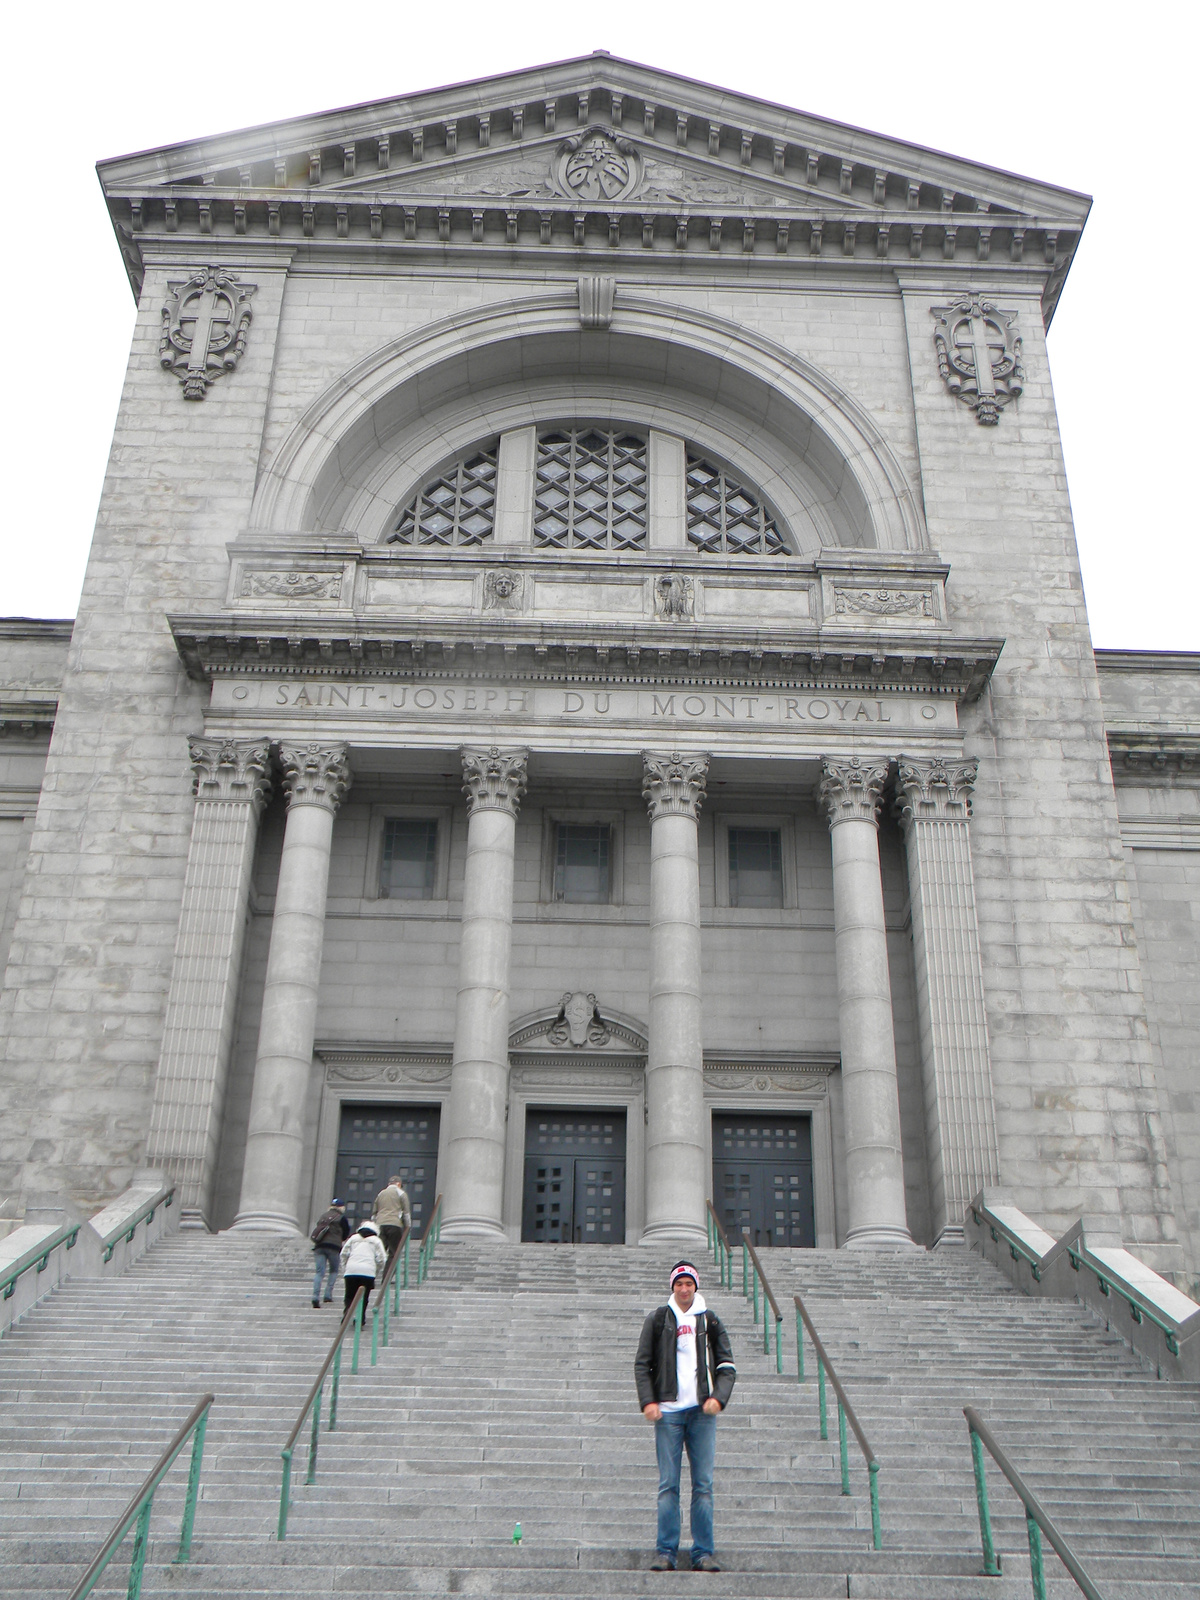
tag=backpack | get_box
[310,1212,341,1246]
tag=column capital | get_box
[817,756,890,828]
[896,756,978,825]
[279,742,352,813]
[188,736,272,814]
[642,750,710,821]
[461,746,529,817]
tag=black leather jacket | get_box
[635,1302,737,1411]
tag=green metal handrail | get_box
[793,1292,882,1550]
[369,1221,412,1366]
[416,1194,443,1284]
[99,1188,175,1264]
[68,1393,213,1600]
[704,1201,734,1290]
[0,1221,81,1303]
[277,1285,367,1540]
[964,1406,1105,1600]
[970,1205,1182,1357]
[740,1230,783,1373]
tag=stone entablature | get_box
[222,543,952,628]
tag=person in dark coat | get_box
[634,1260,737,1572]
[310,1199,350,1307]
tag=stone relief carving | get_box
[834,587,931,619]
[240,571,343,601]
[482,571,524,611]
[461,746,529,816]
[188,736,271,812]
[279,743,353,814]
[642,751,710,821]
[546,993,611,1048]
[931,293,1023,425]
[816,757,890,828]
[577,276,615,330]
[324,1059,451,1084]
[655,574,694,621]
[552,128,643,203]
[160,267,256,400]
[895,756,979,824]
[511,1067,640,1089]
[703,1069,830,1094]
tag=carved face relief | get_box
[553,128,643,203]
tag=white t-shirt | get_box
[659,1292,707,1414]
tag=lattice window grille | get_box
[534,429,648,550]
[685,455,786,554]
[389,447,498,546]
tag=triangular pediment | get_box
[321,133,823,212]
[97,52,1090,226]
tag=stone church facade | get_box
[1,55,1198,1279]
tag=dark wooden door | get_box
[712,1113,815,1247]
[521,1109,627,1243]
[333,1103,440,1237]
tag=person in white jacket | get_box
[339,1221,387,1317]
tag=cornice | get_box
[167,611,1003,702]
[0,619,74,641]
[0,697,59,737]
[1107,731,1200,780]
[1096,649,1200,675]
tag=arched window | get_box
[388,443,498,546]
[534,428,648,550]
[685,454,785,554]
[385,429,789,553]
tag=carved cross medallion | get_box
[160,267,256,400]
[931,294,1023,425]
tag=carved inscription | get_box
[218,678,948,729]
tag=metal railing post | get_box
[742,1239,748,1297]
[868,1460,882,1551]
[329,1340,343,1430]
[371,1304,380,1366]
[774,1315,782,1374]
[306,1381,322,1485]
[751,1262,759,1324]
[277,1450,293,1542]
[1027,1511,1048,1600]
[817,1356,828,1440]
[125,1496,153,1600]
[174,1407,207,1563]
[968,1423,1002,1577]
[796,1308,805,1382]
[351,1291,363,1373]
[837,1399,851,1494]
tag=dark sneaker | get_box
[311,1300,320,1308]
[650,1555,676,1571]
[692,1556,721,1572]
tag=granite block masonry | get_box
[0,54,1195,1276]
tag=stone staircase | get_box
[0,1234,1197,1598]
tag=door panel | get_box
[333,1104,440,1237]
[712,1113,815,1247]
[521,1109,627,1242]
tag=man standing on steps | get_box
[372,1174,412,1259]
[635,1261,737,1573]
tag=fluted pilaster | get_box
[896,756,999,1245]
[147,737,271,1228]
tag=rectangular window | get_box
[553,822,611,904]
[380,817,438,900]
[728,827,783,909]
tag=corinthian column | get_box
[232,743,351,1233]
[896,757,999,1245]
[147,737,271,1229]
[641,750,710,1246]
[817,757,916,1249]
[440,746,529,1240]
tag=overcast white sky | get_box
[3,1,1195,647]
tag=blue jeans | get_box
[312,1247,339,1301]
[654,1407,716,1563]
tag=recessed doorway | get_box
[521,1108,627,1243]
[712,1112,815,1247]
[333,1103,440,1236]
